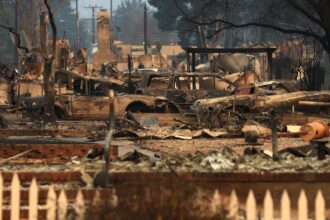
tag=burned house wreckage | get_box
[1,6,330,220]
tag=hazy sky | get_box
[78,0,121,18]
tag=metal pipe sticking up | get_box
[269,109,279,161]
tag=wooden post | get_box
[0,174,3,220]
[11,173,20,220]
[109,89,115,129]
[46,186,57,220]
[107,89,115,167]
[298,190,308,220]
[210,190,221,215]
[281,190,290,220]
[264,190,273,220]
[92,90,115,188]
[187,52,191,72]
[267,50,273,80]
[311,140,328,160]
[92,190,102,213]
[58,189,68,220]
[227,190,239,220]
[16,83,20,120]
[127,55,134,93]
[85,79,89,96]
[246,190,257,220]
[269,109,278,161]
[192,52,196,72]
[29,178,38,220]
[315,190,325,220]
[75,190,85,220]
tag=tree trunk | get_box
[40,8,56,125]
[197,25,208,48]
[43,59,56,124]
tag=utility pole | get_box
[75,0,80,50]
[84,5,102,45]
[110,0,113,21]
[144,1,147,55]
[14,0,19,66]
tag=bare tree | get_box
[0,0,66,51]
[0,0,58,123]
[0,23,29,54]
[175,0,330,59]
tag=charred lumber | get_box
[298,101,330,106]
[195,91,330,130]
[196,91,330,113]
[0,150,32,164]
[117,117,144,129]
[174,118,200,130]
[127,111,145,129]
[255,91,330,110]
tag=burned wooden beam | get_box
[195,90,330,113]
[0,129,90,137]
[298,101,330,106]
[0,143,105,160]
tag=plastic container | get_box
[300,120,330,142]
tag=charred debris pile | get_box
[1,40,330,174]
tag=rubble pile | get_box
[2,145,330,174]
[81,146,330,173]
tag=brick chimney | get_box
[93,9,114,71]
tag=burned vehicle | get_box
[136,72,236,113]
[23,70,168,120]
[24,94,167,120]
[16,69,128,105]
[55,69,128,95]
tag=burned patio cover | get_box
[183,47,276,80]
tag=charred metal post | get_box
[16,83,20,120]
[192,52,196,72]
[267,50,273,80]
[93,89,115,188]
[187,53,191,72]
[106,89,115,180]
[127,55,134,93]
[128,54,132,74]
[312,140,328,160]
[109,89,115,129]
[269,109,279,161]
